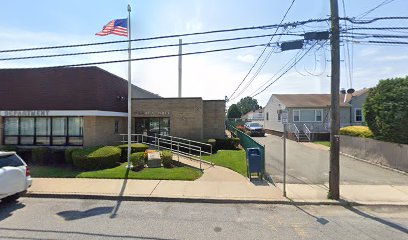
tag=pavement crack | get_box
[149,180,161,196]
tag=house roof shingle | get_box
[274,94,351,108]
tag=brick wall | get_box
[83,116,127,147]
[0,117,3,146]
[132,98,204,140]
[203,100,225,139]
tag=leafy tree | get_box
[227,104,242,118]
[236,96,260,115]
[364,76,408,144]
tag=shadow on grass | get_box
[110,167,130,218]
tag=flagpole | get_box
[127,4,132,169]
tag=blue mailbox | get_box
[246,148,262,180]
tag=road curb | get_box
[24,193,408,207]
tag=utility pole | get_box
[329,0,340,200]
[178,39,182,98]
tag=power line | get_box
[227,0,297,101]
[0,33,304,61]
[0,17,330,54]
[341,0,353,89]
[249,48,304,96]
[341,33,408,39]
[24,43,272,69]
[252,41,319,97]
[344,39,408,45]
[342,16,408,24]
[357,0,397,19]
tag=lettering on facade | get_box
[0,110,50,117]
[134,111,171,116]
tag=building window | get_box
[114,120,119,134]
[266,112,269,121]
[315,110,323,122]
[293,110,300,122]
[293,109,323,122]
[2,117,83,146]
[355,108,363,122]
[277,112,281,122]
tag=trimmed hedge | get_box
[65,148,80,164]
[118,143,149,161]
[210,138,240,151]
[31,147,50,165]
[161,150,173,168]
[72,146,121,170]
[340,126,374,138]
[0,146,18,152]
[130,152,145,171]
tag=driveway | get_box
[253,134,408,185]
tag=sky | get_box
[1,0,408,107]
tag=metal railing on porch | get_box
[119,133,214,170]
[291,123,300,142]
[303,123,312,141]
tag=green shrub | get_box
[130,152,145,171]
[72,146,121,170]
[214,138,240,150]
[0,146,18,152]
[16,147,32,163]
[31,147,50,165]
[65,148,80,164]
[340,126,374,138]
[161,150,173,168]
[364,76,408,144]
[49,148,65,165]
[208,139,216,153]
[117,143,149,161]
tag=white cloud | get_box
[373,55,408,62]
[237,54,255,63]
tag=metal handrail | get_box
[155,133,212,154]
[118,133,214,170]
[292,124,300,142]
[303,123,311,141]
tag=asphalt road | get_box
[253,134,408,185]
[1,198,407,240]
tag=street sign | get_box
[282,112,288,124]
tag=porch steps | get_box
[297,131,310,142]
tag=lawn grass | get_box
[202,150,247,177]
[78,164,202,180]
[314,141,331,148]
[30,165,82,178]
[30,163,202,181]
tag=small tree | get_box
[364,76,408,144]
[227,104,241,118]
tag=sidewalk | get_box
[25,155,408,205]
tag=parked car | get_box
[244,122,265,137]
[0,151,32,203]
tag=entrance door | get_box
[135,117,170,136]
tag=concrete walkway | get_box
[28,155,285,203]
[26,154,408,205]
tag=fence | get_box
[226,120,265,177]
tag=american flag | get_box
[96,19,128,37]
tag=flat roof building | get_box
[0,67,225,147]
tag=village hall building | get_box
[0,67,225,147]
